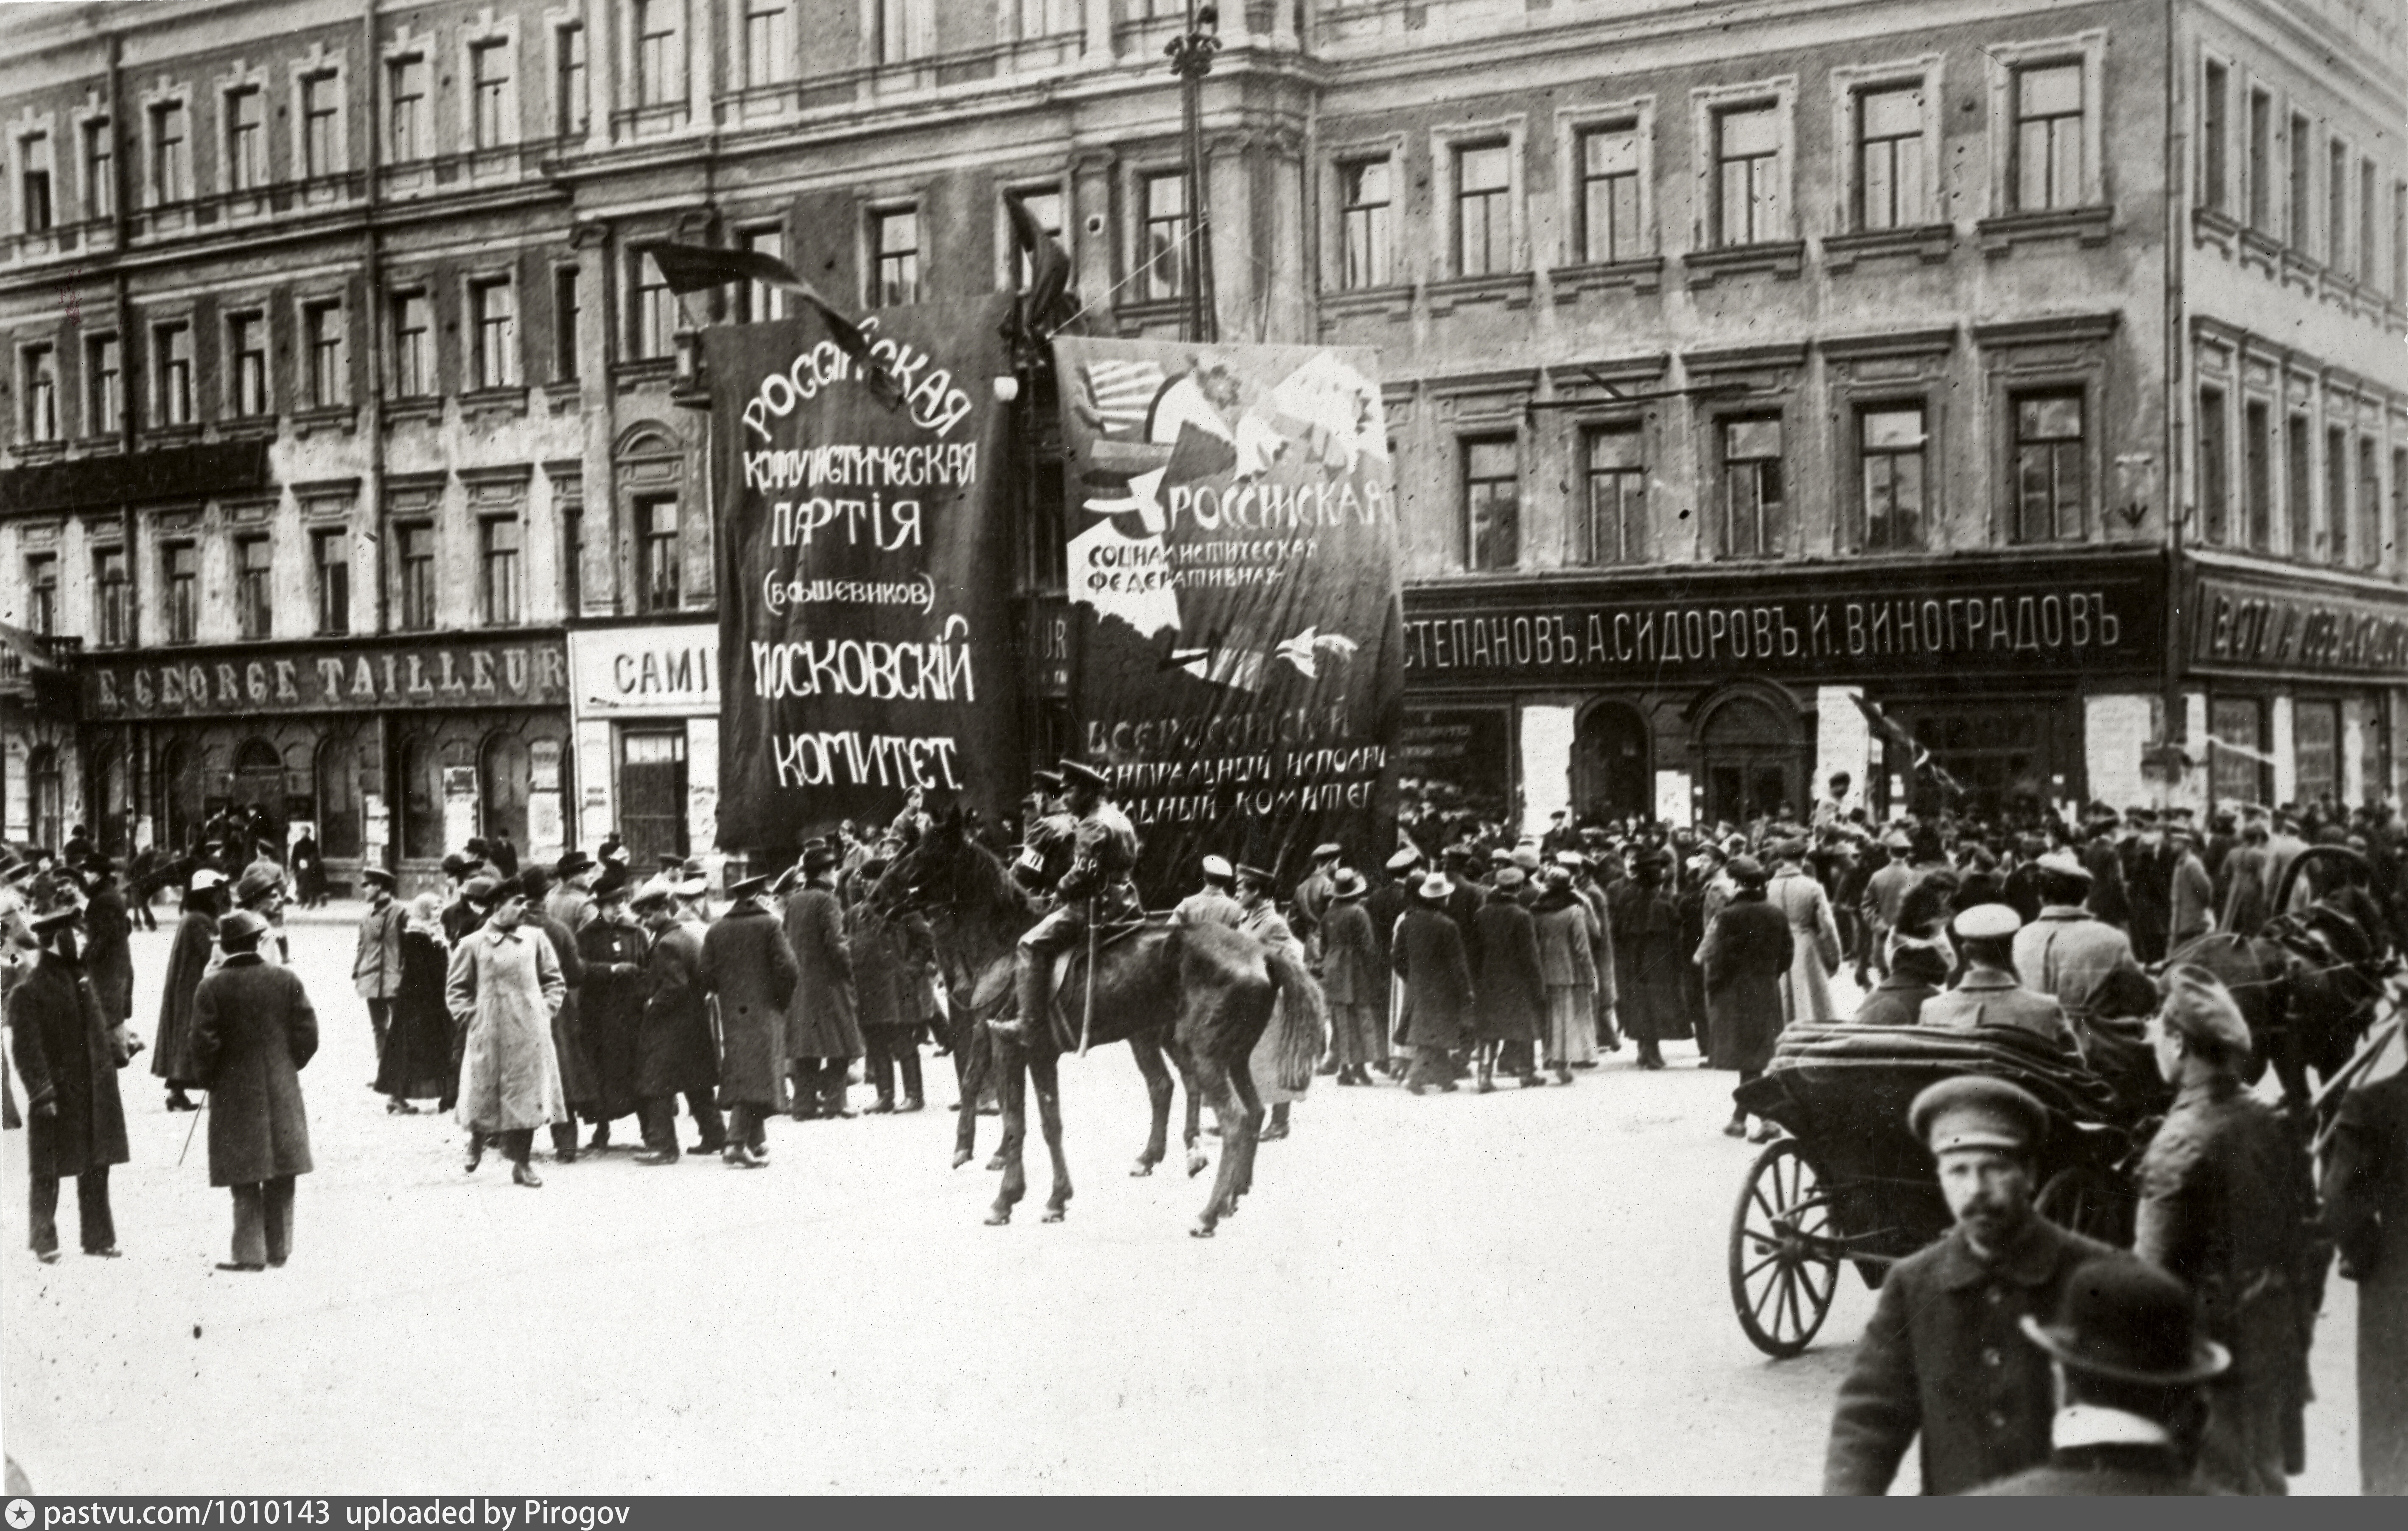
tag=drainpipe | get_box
[363,0,393,872]
[2162,0,2189,779]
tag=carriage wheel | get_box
[1729,1137,1841,1360]
[2036,1165,2131,1245]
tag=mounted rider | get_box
[996,759,1142,1043]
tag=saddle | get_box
[963,917,1164,1043]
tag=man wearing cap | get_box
[703,872,800,1164]
[1291,843,1342,963]
[546,852,600,934]
[1971,1256,2229,1495]
[353,868,406,1067]
[1921,906,2075,1049]
[782,843,861,1121]
[446,878,567,1187]
[207,862,290,976]
[2121,809,2174,964]
[1859,831,1917,981]
[8,900,130,1262]
[1825,1076,2121,1495]
[2135,965,2325,1495]
[628,878,725,1159]
[189,909,316,1270]
[2167,824,2216,949]
[1173,856,1245,931]
[999,759,1140,1046]
[152,868,227,1113]
[2012,852,2147,1054]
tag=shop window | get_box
[1139,171,1190,303]
[159,741,201,852]
[394,521,436,631]
[24,553,56,635]
[1577,124,1641,263]
[400,736,442,860]
[235,533,272,639]
[2198,387,2229,545]
[1896,706,2051,822]
[1854,86,1926,231]
[316,736,360,860]
[2209,696,2269,806]
[26,746,61,855]
[312,528,349,634]
[871,206,920,308]
[1700,694,1797,825]
[1717,415,1785,558]
[1461,435,1520,570]
[2244,399,2273,549]
[94,547,128,647]
[480,734,530,851]
[2294,699,2341,808]
[1858,404,1926,551]
[2010,390,2083,544]
[232,739,285,847]
[90,745,127,858]
[1581,424,1646,565]
[1454,140,1513,275]
[618,728,688,867]
[635,495,681,611]
[1713,104,1779,246]
[1339,158,1393,289]
[162,541,198,644]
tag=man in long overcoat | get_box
[81,862,134,1033]
[1367,848,1419,1079]
[782,843,860,1122]
[152,868,225,1112]
[189,910,316,1270]
[573,877,649,1149]
[1472,867,1546,1090]
[1767,841,1842,1025]
[631,879,723,1162]
[702,872,799,1164]
[1695,857,1792,1139]
[1568,853,1618,1053]
[1608,850,1685,1068]
[446,878,567,1187]
[515,868,591,1164]
[1392,874,1473,1094]
[2324,1065,2408,1496]
[8,903,129,1261]
[1319,870,1383,1085]
[353,867,405,1059]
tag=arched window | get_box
[316,737,361,859]
[480,733,530,851]
[400,736,443,859]
[25,746,62,853]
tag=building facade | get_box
[1,0,2402,886]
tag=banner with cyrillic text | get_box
[711,296,1019,850]
[1050,336,1404,897]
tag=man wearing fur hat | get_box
[2136,965,2326,1495]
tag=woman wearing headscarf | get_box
[1696,856,1793,1141]
[374,893,456,1113]
[151,868,225,1113]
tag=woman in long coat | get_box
[1695,857,1794,1141]
[703,877,800,1160]
[1766,843,1842,1025]
[1318,871,1384,1085]
[374,895,454,1111]
[1609,854,1686,1068]
[1472,869,1546,1089]
[81,867,134,1030]
[575,881,650,1146]
[1530,866,1599,1082]
[446,894,567,1186]
[151,872,224,1111]
[1391,875,1473,1093]
[188,912,316,1269]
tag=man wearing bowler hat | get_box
[8,898,130,1262]
[546,850,600,934]
[996,759,1140,1045]
[1824,1075,2120,1495]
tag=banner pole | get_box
[1079,900,1096,1058]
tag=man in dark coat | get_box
[8,903,130,1260]
[1608,850,1684,1068]
[516,868,592,1164]
[1392,873,1473,1094]
[1850,939,1949,1026]
[81,862,134,1032]
[1695,856,1792,1140]
[1319,870,1383,1085]
[1366,848,1419,1080]
[2135,965,2325,1496]
[1825,1077,2121,1495]
[2323,1066,2408,1496]
[630,879,723,1164]
[573,877,649,1149]
[782,843,861,1121]
[702,872,800,1164]
[189,910,316,1271]
[151,868,225,1111]
[1472,867,1545,1090]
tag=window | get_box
[2360,159,2377,283]
[1713,105,1780,246]
[2324,424,2348,563]
[21,344,58,442]
[394,522,436,630]
[2198,387,2229,545]
[2285,413,2311,555]
[470,277,517,389]
[1581,425,1646,565]
[316,737,360,860]
[2288,113,2310,249]
[2359,435,2380,570]
[745,0,792,88]
[560,500,584,616]
[1454,141,1512,275]
[24,555,56,636]
[2395,447,2408,573]
[392,290,432,396]
[2010,391,2084,543]
[1339,158,1393,288]
[555,22,588,137]
[2012,64,2083,212]
[1010,188,1063,292]
[229,312,268,418]
[2209,696,2268,805]
[2328,140,2349,271]
[1139,171,1190,302]
[2201,61,2228,213]
[149,100,187,202]
[1855,87,1924,230]
[301,72,339,177]
[630,252,674,358]
[470,40,510,150]
[311,528,349,634]
[401,737,442,860]
[388,56,427,160]
[225,86,264,191]
[1462,437,1520,569]
[303,301,345,407]
[153,321,192,426]
[2396,180,2407,298]
[85,332,120,435]
[81,117,111,219]
[479,517,522,625]
[877,0,935,65]
[636,0,681,106]
[2247,89,2271,230]
[1859,405,1926,551]
[553,267,580,379]
[2244,400,2273,550]
[2294,699,2341,806]
[235,534,272,639]
[93,547,128,647]
[1719,415,1785,558]
[873,207,920,307]
[636,496,681,612]
[162,541,198,643]
[740,226,787,321]
[1576,125,1641,263]
[18,131,51,232]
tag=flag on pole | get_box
[632,241,902,409]
[1851,693,1966,798]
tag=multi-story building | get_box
[1,0,2402,890]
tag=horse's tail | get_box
[1261,945,1328,1094]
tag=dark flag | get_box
[1003,194,1077,341]
[1851,692,1966,798]
[633,241,901,407]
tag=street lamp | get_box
[1165,2,1221,345]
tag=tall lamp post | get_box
[1165,2,1221,344]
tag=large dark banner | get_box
[713,296,1018,851]
[1051,336,1404,895]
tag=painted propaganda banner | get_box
[1050,336,1405,896]
[711,295,1020,851]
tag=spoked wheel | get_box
[2036,1164,2131,1245]
[1729,1137,1842,1359]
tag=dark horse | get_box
[2167,844,2393,1116]
[873,806,1326,1236]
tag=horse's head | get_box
[870,801,968,918]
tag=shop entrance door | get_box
[1699,694,1799,825]
[619,729,687,869]
[1571,703,1650,820]
[230,738,287,855]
